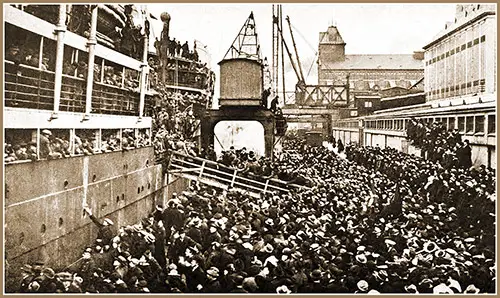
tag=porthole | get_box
[63,180,69,189]
[40,224,46,234]
[116,196,120,202]
[58,218,64,227]
[92,175,97,182]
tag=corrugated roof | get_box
[320,54,424,70]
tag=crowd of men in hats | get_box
[149,90,199,157]
[406,118,472,168]
[213,146,273,177]
[148,50,212,92]
[15,132,495,293]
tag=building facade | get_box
[331,4,496,168]
[423,4,496,101]
[317,26,425,104]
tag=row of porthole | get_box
[18,217,64,244]
[60,160,151,190]
[137,182,152,194]
[19,160,155,244]
[20,179,152,245]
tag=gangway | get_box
[166,151,304,198]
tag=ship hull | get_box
[4,147,189,292]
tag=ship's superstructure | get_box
[3,4,213,291]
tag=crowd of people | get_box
[4,129,151,163]
[6,43,53,74]
[205,146,275,179]
[147,53,214,92]
[154,38,200,62]
[13,132,495,293]
[406,118,473,168]
[149,90,200,158]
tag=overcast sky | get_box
[147,3,457,92]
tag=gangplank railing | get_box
[166,151,304,198]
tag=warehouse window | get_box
[448,117,456,130]
[487,115,496,134]
[458,117,465,132]
[466,116,474,133]
[474,116,485,134]
[364,101,372,108]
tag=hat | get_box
[168,269,180,276]
[404,284,419,293]
[464,284,480,294]
[433,283,453,294]
[74,276,84,284]
[265,218,274,226]
[233,275,244,285]
[464,237,475,243]
[243,277,259,292]
[368,289,380,294]
[29,281,41,291]
[206,267,219,278]
[448,278,462,293]
[264,255,279,267]
[435,249,446,258]
[276,285,292,294]
[41,129,52,136]
[168,263,177,270]
[384,239,396,246]
[41,268,55,279]
[357,280,369,292]
[242,242,253,250]
[310,243,320,251]
[310,269,322,280]
[355,254,367,264]
[226,247,237,256]
[264,243,274,254]
[55,272,73,281]
[423,241,438,253]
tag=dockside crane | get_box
[272,5,350,139]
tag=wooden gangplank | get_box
[167,151,305,198]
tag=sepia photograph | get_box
[3,3,497,294]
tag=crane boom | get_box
[275,18,303,86]
[286,15,305,83]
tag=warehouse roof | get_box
[320,54,424,70]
